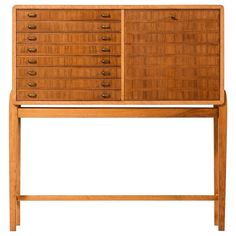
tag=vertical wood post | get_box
[214,107,219,225]
[218,92,227,231]
[9,95,19,231]
[16,118,21,225]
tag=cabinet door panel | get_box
[124,10,221,101]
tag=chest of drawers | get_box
[10,5,227,232]
[12,5,224,104]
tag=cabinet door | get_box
[124,10,220,101]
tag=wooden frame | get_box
[12,5,224,105]
[9,92,227,231]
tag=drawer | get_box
[17,79,121,90]
[17,56,121,66]
[17,10,121,21]
[17,21,121,33]
[17,90,121,101]
[17,44,121,55]
[16,33,121,44]
[16,67,121,79]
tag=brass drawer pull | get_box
[27,93,37,98]
[27,82,37,87]
[101,25,111,29]
[101,71,111,76]
[101,47,110,52]
[101,13,111,18]
[102,36,111,41]
[28,59,37,64]
[27,48,37,53]
[27,71,37,76]
[101,81,111,87]
[28,24,37,30]
[101,93,111,99]
[101,59,110,64]
[27,36,37,41]
[170,15,177,20]
[28,13,37,18]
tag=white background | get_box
[0,0,235,235]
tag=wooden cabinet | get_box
[10,5,227,232]
[13,6,223,104]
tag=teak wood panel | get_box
[16,21,121,33]
[17,44,121,55]
[16,9,121,21]
[16,33,121,44]
[17,90,121,101]
[124,9,221,101]
[16,67,121,79]
[16,56,121,67]
[17,79,121,90]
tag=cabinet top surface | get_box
[14,5,223,10]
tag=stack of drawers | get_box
[16,10,121,101]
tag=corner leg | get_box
[9,101,19,231]
[16,118,21,225]
[218,92,227,231]
[214,111,219,226]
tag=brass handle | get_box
[28,59,37,64]
[27,93,37,98]
[28,24,37,30]
[101,25,111,29]
[101,93,111,99]
[28,13,37,18]
[28,48,37,53]
[101,13,111,18]
[101,71,111,76]
[27,71,37,76]
[102,36,111,41]
[101,47,110,52]
[170,15,177,20]
[27,81,37,87]
[101,59,110,64]
[101,81,111,87]
[27,36,37,41]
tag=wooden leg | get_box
[16,118,21,225]
[214,111,219,226]
[218,92,227,231]
[9,101,19,231]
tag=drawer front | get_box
[17,44,121,55]
[17,56,121,66]
[124,9,220,101]
[16,67,120,79]
[17,10,121,21]
[17,21,121,33]
[16,33,121,44]
[17,90,121,101]
[17,79,121,90]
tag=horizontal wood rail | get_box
[18,107,218,118]
[19,195,217,201]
